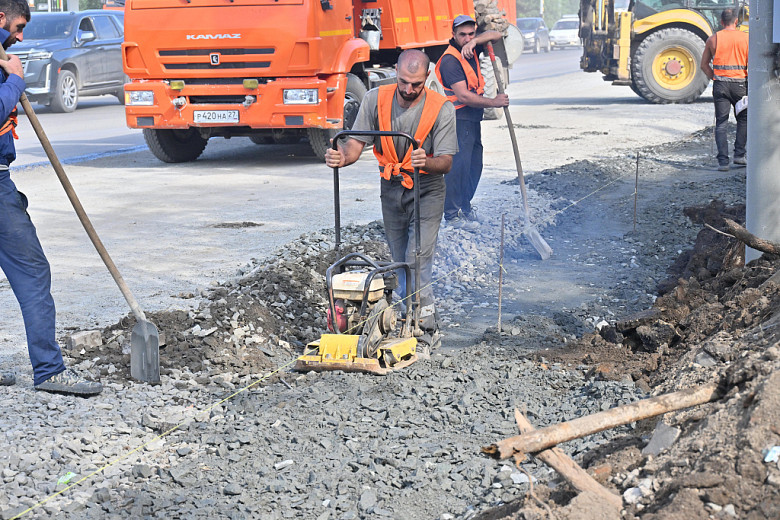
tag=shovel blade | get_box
[525,226,553,260]
[130,320,160,383]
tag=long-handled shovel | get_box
[0,47,160,383]
[486,42,553,260]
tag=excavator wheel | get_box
[307,73,367,159]
[631,28,708,104]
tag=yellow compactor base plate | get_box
[294,333,417,375]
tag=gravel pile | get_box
[0,346,646,519]
[0,125,753,520]
[0,175,606,520]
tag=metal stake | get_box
[498,214,505,333]
[634,152,639,232]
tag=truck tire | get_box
[480,54,504,121]
[307,73,367,159]
[630,80,648,101]
[631,28,708,104]
[51,70,78,113]
[143,128,208,163]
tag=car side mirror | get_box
[76,30,96,44]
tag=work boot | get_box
[462,206,481,223]
[717,164,730,172]
[34,369,102,396]
[733,156,746,167]
[445,216,479,231]
[0,372,15,386]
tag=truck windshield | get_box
[23,16,75,40]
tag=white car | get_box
[549,17,581,50]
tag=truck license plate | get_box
[193,110,239,123]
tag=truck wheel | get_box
[51,70,78,113]
[480,54,504,121]
[629,80,648,101]
[631,28,708,104]
[307,73,367,159]
[143,128,208,163]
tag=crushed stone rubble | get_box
[2,124,777,519]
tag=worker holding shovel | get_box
[0,0,101,396]
[435,14,508,230]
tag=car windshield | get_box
[516,19,539,31]
[23,15,75,40]
[553,20,579,30]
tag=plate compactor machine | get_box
[295,130,426,375]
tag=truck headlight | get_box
[126,91,154,106]
[283,89,318,104]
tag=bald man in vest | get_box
[435,14,508,229]
[701,8,748,171]
[324,49,457,353]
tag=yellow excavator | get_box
[579,0,748,103]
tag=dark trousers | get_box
[713,80,747,166]
[0,171,65,385]
[444,119,483,220]
[380,174,445,333]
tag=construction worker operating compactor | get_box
[324,49,457,353]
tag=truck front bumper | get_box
[124,75,346,131]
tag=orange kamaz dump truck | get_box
[121,0,516,162]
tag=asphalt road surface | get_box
[508,46,582,83]
[15,95,145,168]
[12,49,585,167]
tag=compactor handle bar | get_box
[330,130,423,336]
[330,129,419,252]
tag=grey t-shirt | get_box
[351,87,458,166]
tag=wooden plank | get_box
[513,409,622,510]
[483,382,720,460]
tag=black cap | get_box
[453,14,477,30]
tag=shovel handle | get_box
[486,42,531,221]
[0,47,147,323]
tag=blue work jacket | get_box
[0,27,25,166]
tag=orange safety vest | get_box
[0,107,18,139]
[434,45,485,109]
[713,29,748,82]
[373,84,447,189]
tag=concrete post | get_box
[745,0,780,261]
